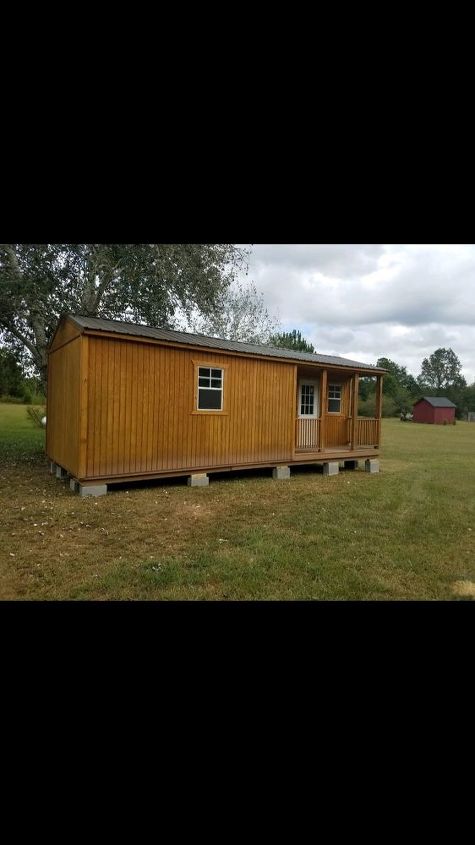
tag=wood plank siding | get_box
[46,336,82,476]
[49,319,82,353]
[83,336,296,480]
[46,317,385,483]
[324,414,350,448]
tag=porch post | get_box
[350,373,359,450]
[375,375,383,445]
[319,369,327,450]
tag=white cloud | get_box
[243,244,475,383]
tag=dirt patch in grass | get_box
[452,580,475,598]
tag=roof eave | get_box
[80,325,386,373]
[68,315,387,374]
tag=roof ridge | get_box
[68,314,386,372]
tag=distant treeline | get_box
[359,350,475,419]
[0,349,45,405]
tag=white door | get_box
[297,380,320,448]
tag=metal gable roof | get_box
[417,396,457,408]
[68,315,386,373]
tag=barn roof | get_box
[415,396,457,408]
[68,315,387,373]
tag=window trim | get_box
[192,360,229,416]
[297,379,320,419]
[327,383,342,414]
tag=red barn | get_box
[412,396,456,425]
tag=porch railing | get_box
[355,417,379,447]
[296,417,319,449]
[296,416,380,450]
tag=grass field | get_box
[0,403,474,600]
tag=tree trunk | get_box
[39,362,48,398]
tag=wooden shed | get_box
[412,396,456,425]
[46,315,386,495]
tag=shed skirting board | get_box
[64,450,380,486]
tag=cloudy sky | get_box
[244,244,475,384]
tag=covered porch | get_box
[294,366,383,456]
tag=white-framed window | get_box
[198,366,224,410]
[328,384,342,413]
[300,384,316,416]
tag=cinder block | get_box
[272,466,291,480]
[323,461,339,476]
[55,465,68,480]
[187,473,209,487]
[49,461,56,475]
[69,478,79,492]
[365,459,380,474]
[78,483,108,497]
[344,460,359,470]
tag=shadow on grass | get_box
[105,461,363,495]
[108,463,327,492]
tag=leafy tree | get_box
[404,373,420,397]
[358,377,373,402]
[358,357,420,415]
[0,244,249,392]
[0,348,24,397]
[182,281,280,344]
[461,383,475,415]
[268,329,315,353]
[417,348,467,417]
[374,357,419,413]
[358,394,398,418]
[418,348,466,392]
[376,357,419,399]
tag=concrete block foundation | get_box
[69,478,79,493]
[323,461,339,476]
[78,483,108,497]
[55,465,68,480]
[365,459,380,474]
[272,466,291,480]
[187,473,209,487]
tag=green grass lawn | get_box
[0,403,474,600]
[0,402,46,464]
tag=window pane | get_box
[198,388,222,410]
[328,398,340,412]
[199,367,211,378]
[211,369,222,379]
[199,377,210,387]
[301,384,315,415]
[211,378,221,388]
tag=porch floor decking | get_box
[293,446,379,462]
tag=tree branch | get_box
[92,259,122,311]
[29,308,48,366]
[0,321,40,364]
